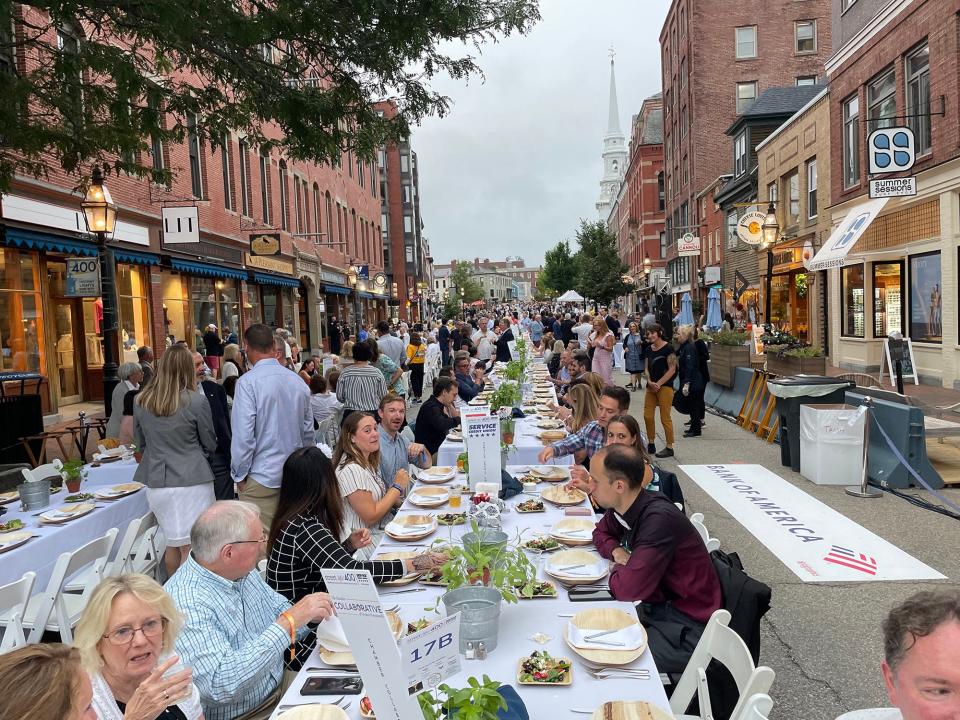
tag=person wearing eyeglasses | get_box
[74,574,202,720]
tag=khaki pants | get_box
[239,477,280,540]
[234,671,298,720]
[644,386,675,448]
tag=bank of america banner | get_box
[680,464,945,583]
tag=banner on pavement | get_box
[679,464,945,583]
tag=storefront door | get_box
[50,296,83,404]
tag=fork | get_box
[584,668,651,680]
[277,695,346,711]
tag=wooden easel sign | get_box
[879,336,919,386]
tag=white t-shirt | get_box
[336,461,387,559]
[573,323,593,348]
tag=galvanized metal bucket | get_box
[18,477,51,511]
[442,586,503,654]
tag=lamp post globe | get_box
[760,202,780,326]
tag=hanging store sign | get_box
[677,232,701,257]
[869,177,917,199]
[808,198,889,271]
[736,210,767,246]
[64,256,100,297]
[868,127,915,175]
[244,253,294,275]
[733,270,749,302]
[704,266,721,286]
[161,206,200,244]
[249,233,281,256]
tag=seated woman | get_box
[563,383,599,465]
[74,574,201,720]
[334,412,412,559]
[0,643,97,720]
[267,447,445,599]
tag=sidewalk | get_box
[824,363,960,410]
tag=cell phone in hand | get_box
[301,675,363,695]
[567,588,615,602]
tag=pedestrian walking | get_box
[644,323,677,458]
[406,331,427,402]
[677,325,706,437]
[623,321,646,391]
[590,316,615,386]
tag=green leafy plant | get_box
[58,459,85,480]
[503,359,525,382]
[782,345,824,358]
[489,382,520,411]
[437,521,535,603]
[417,675,507,720]
[513,336,528,361]
[710,331,749,346]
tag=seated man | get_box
[557,349,590,401]
[882,589,960,720]
[590,445,721,674]
[414,377,462,457]
[379,392,431,494]
[538,385,630,465]
[454,355,486,402]
[166,501,335,720]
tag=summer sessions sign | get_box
[680,465,945,583]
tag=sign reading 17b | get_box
[868,127,915,175]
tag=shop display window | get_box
[0,249,45,373]
[246,285,263,326]
[116,264,152,363]
[841,264,865,338]
[909,251,941,343]
[160,271,190,347]
[191,277,241,350]
[872,262,903,338]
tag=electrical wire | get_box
[878,483,960,522]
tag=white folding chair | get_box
[400,426,416,444]
[669,609,776,720]
[0,572,36,653]
[63,514,148,593]
[257,559,267,580]
[835,710,903,720]
[735,694,774,720]
[20,463,62,485]
[8,528,118,644]
[689,512,721,553]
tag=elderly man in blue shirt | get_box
[453,355,486,403]
[378,393,431,495]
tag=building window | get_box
[806,159,818,218]
[680,105,688,137]
[726,211,738,249]
[187,114,203,198]
[259,150,271,225]
[841,0,858,11]
[909,251,941,343]
[905,43,931,156]
[294,177,305,234]
[786,171,800,225]
[400,153,410,173]
[221,134,234,211]
[734,131,747,176]
[868,67,896,130]
[795,20,816,54]
[325,192,333,246]
[239,139,251,217]
[736,81,757,114]
[403,215,413,234]
[735,26,757,59]
[680,58,687,88]
[147,90,165,177]
[873,261,903,337]
[278,161,289,231]
[0,249,45,374]
[657,172,665,210]
[796,76,817,87]
[659,231,668,258]
[842,264,865,338]
[402,184,412,204]
[843,94,860,188]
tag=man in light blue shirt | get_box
[231,324,313,534]
[378,393,431,494]
[529,314,544,348]
[166,501,334,720]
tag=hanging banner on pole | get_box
[677,233,701,257]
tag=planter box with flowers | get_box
[766,346,827,377]
[708,331,751,388]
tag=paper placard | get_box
[322,357,334,375]
[507,340,519,361]
[320,570,422,720]
[465,414,501,489]
[401,613,461,695]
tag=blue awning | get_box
[322,284,351,296]
[252,272,300,288]
[4,227,98,256]
[170,258,247,280]
[113,248,160,266]
[357,291,376,299]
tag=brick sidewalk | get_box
[823,364,960,411]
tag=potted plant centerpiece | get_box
[418,675,510,720]
[489,382,520,413]
[57,458,86,493]
[708,330,750,388]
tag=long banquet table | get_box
[0,461,148,587]
[270,465,670,719]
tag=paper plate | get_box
[419,467,456,483]
[384,515,437,542]
[516,656,573,686]
[545,549,608,586]
[0,491,19,505]
[94,482,144,499]
[564,608,648,666]
[549,518,597,546]
[39,502,96,524]
[374,551,421,586]
[529,465,569,481]
[408,487,450,508]
[541,486,587,506]
[0,531,33,553]
[276,704,350,720]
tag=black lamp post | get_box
[347,265,363,336]
[760,201,780,327]
[81,166,120,415]
[459,287,465,321]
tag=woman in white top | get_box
[333,412,412,559]
[423,336,442,391]
[74,574,202,720]
[572,314,593,349]
[220,342,245,382]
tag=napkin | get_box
[315,615,351,653]
[385,521,434,537]
[566,622,645,651]
[548,562,604,577]
[553,529,592,539]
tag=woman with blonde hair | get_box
[220,342,245,382]
[565,383,599,434]
[333,412,411,559]
[74,574,201,720]
[589,316,615,385]
[0,643,96,720]
[134,344,218,575]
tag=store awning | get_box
[357,291,376,299]
[3,227,98,256]
[170,258,247,280]
[113,248,160,266]
[252,272,300,288]
[322,284,351,295]
[808,198,889,271]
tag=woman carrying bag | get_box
[676,325,705,438]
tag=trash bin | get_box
[0,372,45,466]
[767,375,854,472]
[799,404,866,485]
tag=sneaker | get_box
[647,443,657,454]
[625,383,634,390]
[683,429,702,438]
[655,447,674,458]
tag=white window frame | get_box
[843,95,860,189]
[796,76,817,87]
[905,42,931,156]
[735,26,757,59]
[734,131,747,176]
[807,159,818,219]
[736,81,757,114]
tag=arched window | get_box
[351,209,357,258]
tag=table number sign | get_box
[400,613,461,695]
[465,415,501,489]
[320,569,423,720]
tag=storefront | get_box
[295,253,322,354]
[321,266,351,350]
[244,253,299,337]
[759,244,813,344]
[162,259,247,352]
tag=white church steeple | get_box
[596,47,627,221]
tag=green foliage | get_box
[503,360,525,382]
[782,345,824,358]
[418,675,506,720]
[539,240,577,295]
[488,381,520,411]
[59,459,85,479]
[571,220,633,305]
[0,0,540,192]
[710,331,749,347]
[441,297,462,322]
[448,261,484,304]
[438,521,534,603]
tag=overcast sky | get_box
[415,0,671,268]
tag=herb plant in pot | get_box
[57,458,85,493]
[418,675,526,720]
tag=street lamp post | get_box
[459,287,465,321]
[760,202,780,327]
[347,265,363,336]
[81,166,120,415]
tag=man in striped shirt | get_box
[538,386,631,464]
[335,339,388,425]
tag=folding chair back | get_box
[689,513,721,553]
[670,609,776,720]
[20,463,62,485]
[0,572,36,653]
[258,559,267,580]
[735,693,773,720]
[110,511,161,578]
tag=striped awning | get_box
[322,284,351,295]
[252,272,300,288]
[170,258,247,280]
[113,248,160,266]
[3,227,98,256]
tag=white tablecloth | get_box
[438,415,575,469]
[270,466,670,719]
[0,462,147,587]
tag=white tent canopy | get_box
[557,290,584,302]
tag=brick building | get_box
[432,258,541,303]
[660,0,832,301]
[0,12,387,416]
[821,0,960,388]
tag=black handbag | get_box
[672,389,692,415]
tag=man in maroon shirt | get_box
[591,444,722,673]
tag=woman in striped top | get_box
[267,447,445,598]
[335,339,388,426]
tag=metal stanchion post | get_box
[846,397,883,498]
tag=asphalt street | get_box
[409,368,960,719]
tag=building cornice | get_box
[824,0,916,77]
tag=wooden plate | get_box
[0,531,33,553]
[549,518,597,546]
[541,486,587,506]
[539,432,568,443]
[0,491,19,505]
[515,501,546,514]
[516,656,573,686]
[94,482,144,499]
[39,502,96,524]
[564,608,648,666]
[384,515,437,542]
[419,467,456,483]
[408,487,449,508]
[545,549,608,585]
[589,702,672,720]
[374,551,421,586]
[529,465,569,481]
[276,704,351,720]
